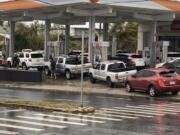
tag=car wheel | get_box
[148,86,157,97]
[172,91,179,95]
[107,77,114,88]
[22,63,28,70]
[126,82,133,92]
[90,74,96,84]
[65,70,71,80]
[7,61,11,68]
[37,67,43,71]
[45,67,50,76]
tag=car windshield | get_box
[131,55,142,58]
[108,63,125,72]
[159,71,177,78]
[66,57,88,65]
[31,53,43,58]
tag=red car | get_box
[126,68,180,97]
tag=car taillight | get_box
[130,58,135,64]
[29,59,32,62]
[158,78,166,87]
[115,74,119,80]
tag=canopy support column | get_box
[150,21,158,67]
[88,16,95,64]
[9,21,15,57]
[137,24,144,54]
[65,25,70,55]
[44,20,50,60]
[103,23,109,41]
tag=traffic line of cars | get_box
[3,49,180,97]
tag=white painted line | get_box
[0,118,66,129]
[0,109,24,114]
[0,123,43,132]
[35,114,105,124]
[0,130,19,135]
[97,110,153,118]
[100,108,165,116]
[112,107,170,114]
[53,112,122,121]
[125,106,177,114]
[16,116,86,126]
[137,105,180,112]
[93,112,138,119]
[95,96,130,101]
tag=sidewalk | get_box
[0,77,180,101]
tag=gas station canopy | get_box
[0,0,179,24]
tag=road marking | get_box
[114,106,177,115]
[100,108,165,116]
[0,130,19,135]
[125,105,178,114]
[0,123,43,132]
[97,110,153,118]
[16,116,86,126]
[138,105,180,112]
[0,109,24,114]
[95,96,130,101]
[93,112,138,119]
[0,118,66,129]
[35,114,105,123]
[53,112,122,121]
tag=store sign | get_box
[171,21,180,31]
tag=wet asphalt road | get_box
[0,88,179,135]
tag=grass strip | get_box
[0,99,95,114]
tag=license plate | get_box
[170,81,175,85]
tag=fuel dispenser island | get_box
[142,41,170,67]
[47,41,64,58]
[93,41,110,63]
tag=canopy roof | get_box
[0,0,178,24]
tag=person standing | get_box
[50,56,57,79]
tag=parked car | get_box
[156,58,180,76]
[44,55,92,79]
[115,53,145,69]
[7,50,45,70]
[89,60,137,87]
[167,52,180,61]
[126,68,180,97]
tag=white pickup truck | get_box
[89,60,137,87]
[44,55,92,79]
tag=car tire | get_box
[172,91,179,95]
[37,67,43,71]
[7,61,11,68]
[126,82,133,92]
[107,77,114,88]
[65,70,71,80]
[45,67,50,76]
[90,74,96,84]
[22,63,28,70]
[148,86,157,97]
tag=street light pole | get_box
[80,31,84,108]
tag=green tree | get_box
[15,21,44,51]
[110,22,138,53]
